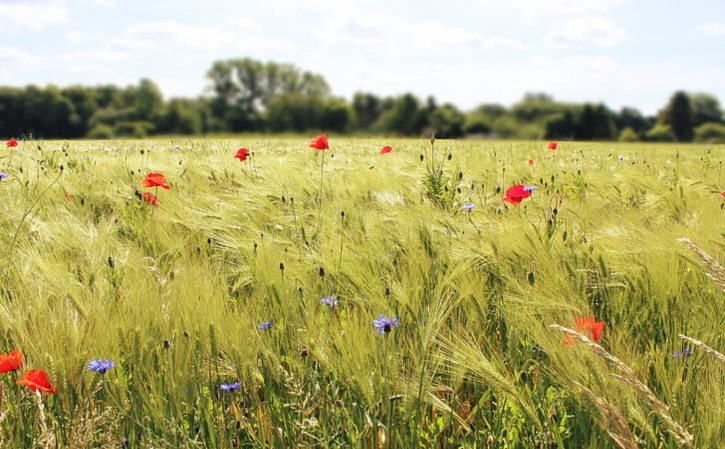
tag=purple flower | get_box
[87,359,116,374]
[523,185,537,192]
[462,203,475,212]
[220,382,241,392]
[257,321,273,330]
[617,155,625,161]
[673,348,693,359]
[0,172,8,181]
[373,314,399,334]
[319,295,338,306]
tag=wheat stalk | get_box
[677,237,725,293]
[575,382,639,449]
[678,334,725,363]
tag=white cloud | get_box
[696,22,725,36]
[0,47,39,66]
[226,17,263,32]
[475,0,629,22]
[317,13,525,53]
[91,0,116,7]
[527,56,619,72]
[545,17,629,48]
[0,0,69,32]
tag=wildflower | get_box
[17,369,57,394]
[141,172,171,190]
[673,348,693,359]
[309,135,329,150]
[234,148,250,161]
[319,295,338,306]
[380,145,393,154]
[523,185,537,192]
[617,155,625,161]
[528,159,534,167]
[503,184,533,205]
[0,349,22,373]
[87,359,116,374]
[547,141,558,150]
[174,145,181,150]
[564,316,605,346]
[257,321,273,330]
[142,191,158,206]
[6,139,18,148]
[373,314,399,334]
[721,192,725,198]
[0,172,8,181]
[220,382,241,392]
[462,203,475,212]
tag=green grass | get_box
[0,137,723,448]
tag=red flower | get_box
[503,184,532,205]
[309,135,329,150]
[0,349,22,374]
[141,172,171,190]
[142,191,158,206]
[564,316,605,346]
[528,159,534,167]
[548,141,558,150]
[721,192,725,198]
[234,148,250,161]
[17,369,57,394]
[6,139,18,148]
[380,145,393,155]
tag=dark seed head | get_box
[279,262,285,271]
[162,340,170,349]
[318,266,325,277]
[419,154,424,161]
[527,271,535,286]
[385,287,391,297]
[107,256,115,268]
[140,149,145,155]
[299,346,308,357]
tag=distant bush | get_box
[618,127,639,142]
[87,124,114,139]
[645,124,674,141]
[694,122,725,143]
[114,121,155,138]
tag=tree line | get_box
[1,57,724,142]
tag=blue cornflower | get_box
[220,382,241,392]
[462,203,475,212]
[673,348,693,359]
[373,314,399,334]
[87,359,116,374]
[523,185,538,192]
[617,155,625,161]
[257,321,273,330]
[0,172,8,181]
[319,295,339,306]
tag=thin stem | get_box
[317,151,325,238]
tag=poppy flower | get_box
[17,369,57,394]
[503,184,533,205]
[0,349,22,373]
[6,139,18,148]
[380,145,393,155]
[528,159,534,167]
[141,172,171,190]
[547,141,558,150]
[721,192,725,198]
[141,191,158,206]
[564,316,605,346]
[309,135,329,151]
[234,148,250,161]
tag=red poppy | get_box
[309,135,329,150]
[6,139,18,148]
[142,191,158,206]
[380,145,393,155]
[0,349,22,374]
[234,148,250,161]
[17,369,57,394]
[141,172,171,190]
[721,192,725,198]
[503,184,532,205]
[528,159,534,167]
[548,142,558,150]
[566,316,605,344]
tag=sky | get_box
[1,0,724,115]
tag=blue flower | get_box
[319,295,339,306]
[523,185,537,192]
[462,203,475,212]
[220,382,241,392]
[673,348,693,359]
[373,314,399,334]
[0,172,8,181]
[257,321,273,330]
[87,359,116,374]
[617,155,625,161]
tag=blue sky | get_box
[1,0,724,114]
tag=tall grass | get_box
[0,138,723,448]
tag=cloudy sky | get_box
[1,0,724,114]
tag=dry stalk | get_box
[678,334,725,363]
[575,382,639,449]
[677,238,725,293]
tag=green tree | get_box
[689,93,723,127]
[351,92,382,132]
[694,122,725,143]
[660,91,693,141]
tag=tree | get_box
[689,93,723,127]
[694,122,725,143]
[660,91,693,141]
[375,93,427,136]
[351,92,382,131]
[616,107,647,134]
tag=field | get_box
[0,137,723,448]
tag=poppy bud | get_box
[448,153,452,161]
[80,197,85,206]
[290,197,295,205]
[253,241,258,252]
[385,287,391,297]
[281,195,286,203]
[169,271,175,281]
[107,256,115,268]
[60,165,64,172]
[140,149,145,155]
[163,340,170,349]
[300,346,308,357]
[207,238,212,245]
[562,230,568,242]
[319,266,325,277]
[279,263,285,271]
[419,154,424,161]
[183,330,190,338]
[495,186,501,194]
[196,246,201,254]
[552,208,558,216]
[527,271,535,286]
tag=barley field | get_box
[0,137,723,449]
